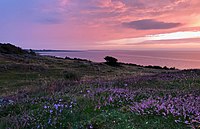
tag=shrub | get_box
[65,56,72,60]
[29,49,36,56]
[145,65,176,70]
[104,56,119,66]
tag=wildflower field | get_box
[0,52,200,129]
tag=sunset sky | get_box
[0,0,200,50]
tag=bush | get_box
[145,65,163,69]
[29,49,36,56]
[145,65,176,70]
[65,56,72,60]
[104,56,119,66]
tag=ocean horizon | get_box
[38,50,200,69]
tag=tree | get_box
[104,56,119,66]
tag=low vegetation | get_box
[0,43,199,129]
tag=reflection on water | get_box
[38,50,200,69]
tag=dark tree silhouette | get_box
[104,56,119,66]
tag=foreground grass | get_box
[0,53,200,128]
[0,94,190,129]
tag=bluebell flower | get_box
[48,118,51,124]
[50,110,53,114]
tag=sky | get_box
[0,0,200,50]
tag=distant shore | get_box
[33,50,83,52]
[37,50,200,69]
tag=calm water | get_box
[38,50,200,69]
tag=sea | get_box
[38,50,200,69]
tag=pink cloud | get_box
[1,0,200,50]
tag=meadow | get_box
[0,44,200,129]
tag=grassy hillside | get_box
[0,50,167,96]
[0,44,200,129]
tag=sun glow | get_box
[98,31,200,45]
[149,31,200,40]
[97,31,200,49]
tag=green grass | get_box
[0,96,190,129]
[0,53,199,129]
[0,53,168,96]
